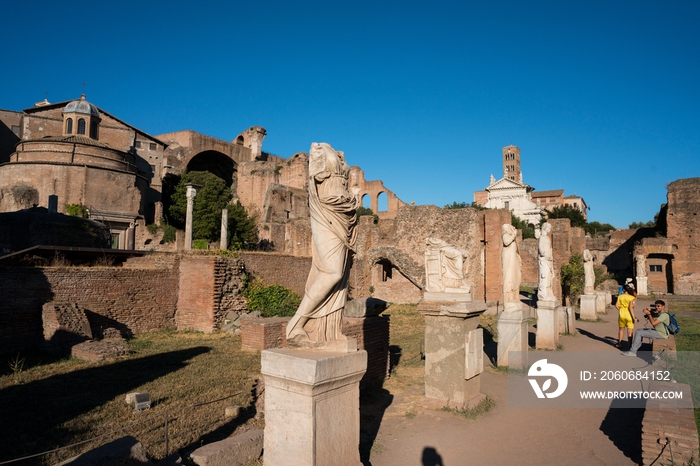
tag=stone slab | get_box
[595,292,608,314]
[536,300,559,350]
[343,297,387,318]
[580,294,598,321]
[190,429,263,466]
[261,349,367,466]
[417,299,487,318]
[558,306,575,335]
[465,328,483,380]
[53,436,150,465]
[497,310,529,369]
[423,291,472,302]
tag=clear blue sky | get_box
[2,0,698,228]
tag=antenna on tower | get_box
[81,82,87,95]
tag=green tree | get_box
[357,206,379,224]
[585,221,616,235]
[547,205,586,228]
[511,214,535,239]
[226,200,258,249]
[628,220,655,229]
[561,253,585,304]
[444,201,487,211]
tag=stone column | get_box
[184,183,200,250]
[220,208,228,250]
[261,348,367,466]
[127,221,136,250]
[497,309,528,369]
[579,294,598,320]
[536,299,559,350]
[558,306,575,335]
[418,297,487,407]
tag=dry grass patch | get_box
[0,331,260,465]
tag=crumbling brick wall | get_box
[666,177,700,294]
[241,252,311,297]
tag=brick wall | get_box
[480,209,510,303]
[641,381,699,466]
[241,252,311,297]
[0,263,179,354]
[667,177,700,295]
[240,317,290,351]
[176,255,246,332]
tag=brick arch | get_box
[186,150,237,187]
[349,166,406,219]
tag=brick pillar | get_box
[176,256,216,332]
[480,209,511,304]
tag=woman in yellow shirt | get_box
[616,284,638,349]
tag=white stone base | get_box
[637,276,648,296]
[261,349,367,466]
[595,292,608,314]
[558,306,575,334]
[536,299,559,350]
[497,310,529,369]
[424,291,472,302]
[580,294,598,321]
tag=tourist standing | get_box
[616,284,638,349]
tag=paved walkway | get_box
[365,305,660,466]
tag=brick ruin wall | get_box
[241,252,311,297]
[666,177,700,294]
[0,258,180,354]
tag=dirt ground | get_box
[363,301,660,466]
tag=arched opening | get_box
[377,191,388,212]
[66,118,73,134]
[371,258,422,303]
[362,194,371,209]
[77,118,86,135]
[186,150,237,189]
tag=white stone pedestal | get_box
[637,276,648,296]
[536,299,559,350]
[261,348,367,466]
[497,309,529,369]
[558,306,575,335]
[595,291,608,314]
[417,298,486,407]
[580,294,598,321]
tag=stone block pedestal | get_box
[558,306,575,335]
[580,294,598,321]
[637,276,648,296]
[417,297,486,407]
[497,309,528,369]
[261,348,367,466]
[595,291,608,314]
[536,299,559,350]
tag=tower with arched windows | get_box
[62,94,101,139]
[502,145,521,182]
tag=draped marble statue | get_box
[583,249,595,295]
[635,255,647,278]
[424,238,471,293]
[536,222,556,301]
[286,142,358,343]
[501,224,522,311]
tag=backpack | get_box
[664,313,680,335]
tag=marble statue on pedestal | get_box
[583,249,595,295]
[286,142,359,343]
[536,222,556,301]
[501,224,522,311]
[635,255,647,278]
[424,238,471,293]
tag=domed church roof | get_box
[63,94,100,118]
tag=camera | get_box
[648,305,660,318]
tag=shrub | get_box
[561,253,584,304]
[161,224,177,244]
[243,278,301,317]
[65,204,89,218]
[357,206,379,224]
[192,239,208,250]
[146,223,160,234]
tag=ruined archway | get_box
[186,150,237,190]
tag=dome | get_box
[63,95,100,118]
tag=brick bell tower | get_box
[502,145,521,182]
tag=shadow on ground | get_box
[0,346,210,464]
[360,387,394,466]
[599,400,644,464]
